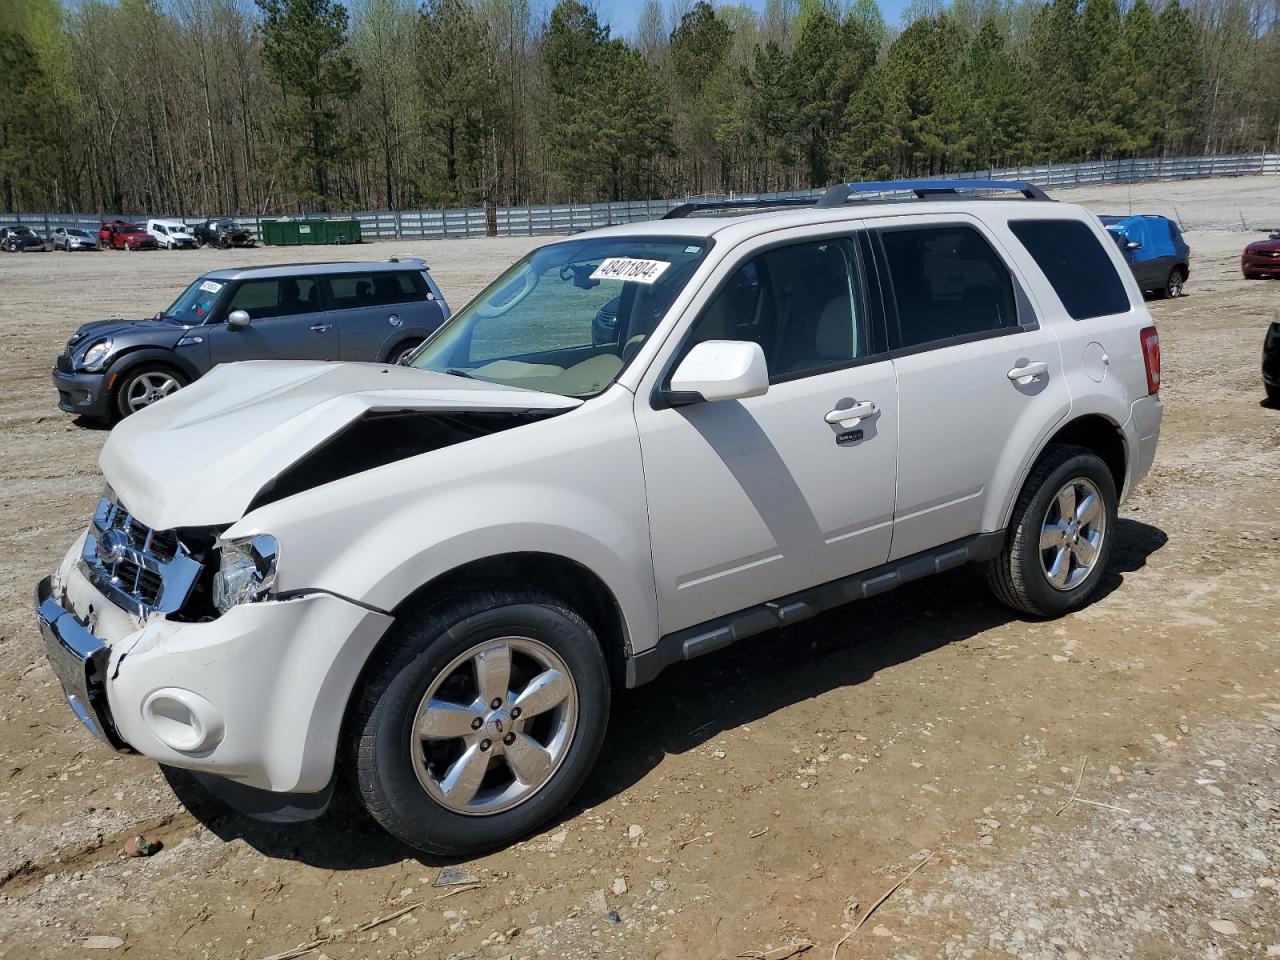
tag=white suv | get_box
[36,181,1162,855]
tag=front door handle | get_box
[1007,360,1049,383]
[310,323,333,333]
[825,401,877,426]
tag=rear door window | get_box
[324,271,426,310]
[1009,219,1131,320]
[226,277,321,319]
[877,224,1019,349]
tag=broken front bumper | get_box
[35,576,132,751]
[35,541,394,797]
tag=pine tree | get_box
[418,0,494,204]
[258,0,361,208]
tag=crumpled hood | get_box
[100,360,582,530]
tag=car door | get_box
[871,215,1070,560]
[320,270,446,361]
[204,275,339,363]
[634,228,898,637]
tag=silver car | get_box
[51,227,100,251]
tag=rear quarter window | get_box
[1009,219,1132,320]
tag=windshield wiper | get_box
[445,368,475,379]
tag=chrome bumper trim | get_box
[34,576,132,752]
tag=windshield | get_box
[14,227,35,236]
[67,229,90,238]
[162,276,226,325]
[410,237,708,397]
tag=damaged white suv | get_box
[37,180,1163,855]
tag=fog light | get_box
[142,689,224,752]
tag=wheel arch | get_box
[334,551,633,784]
[105,346,201,388]
[996,413,1128,530]
[384,552,632,688]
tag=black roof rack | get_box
[663,197,818,219]
[816,178,1052,207]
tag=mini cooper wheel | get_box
[349,587,610,856]
[985,444,1118,617]
[115,366,187,418]
[391,339,423,365]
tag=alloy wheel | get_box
[125,371,181,413]
[1039,477,1106,591]
[410,636,578,816]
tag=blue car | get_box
[1100,214,1190,299]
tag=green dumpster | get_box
[260,217,362,246]
[316,218,361,244]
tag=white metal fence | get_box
[5,152,1276,243]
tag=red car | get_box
[1242,232,1280,279]
[103,221,158,251]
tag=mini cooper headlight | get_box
[212,535,279,612]
[78,338,113,372]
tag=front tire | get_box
[113,365,187,418]
[349,586,610,856]
[985,444,1118,617]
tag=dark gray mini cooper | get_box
[53,259,450,421]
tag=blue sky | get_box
[595,0,916,38]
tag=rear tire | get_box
[389,339,423,365]
[985,444,1117,617]
[348,586,610,856]
[1158,266,1185,299]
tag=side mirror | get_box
[666,340,769,405]
[1126,240,1142,250]
[227,309,251,330]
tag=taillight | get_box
[1140,325,1160,395]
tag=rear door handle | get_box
[825,401,877,426]
[1007,360,1048,382]
[310,323,333,333]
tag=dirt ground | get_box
[0,177,1277,960]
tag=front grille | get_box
[80,495,202,616]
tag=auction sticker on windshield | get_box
[590,257,671,284]
[200,280,223,294]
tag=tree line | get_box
[1,0,1277,215]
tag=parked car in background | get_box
[1100,214,1190,299]
[1,225,47,252]
[1242,231,1280,279]
[104,222,158,251]
[51,227,100,251]
[52,258,449,421]
[34,181,1163,856]
[99,220,131,247]
[147,219,198,250]
[193,217,255,248]
[1263,316,1280,405]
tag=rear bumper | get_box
[53,368,113,420]
[1124,393,1163,498]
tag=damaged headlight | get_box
[212,535,279,613]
